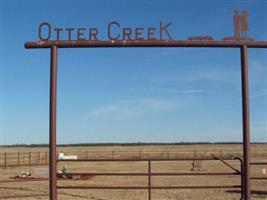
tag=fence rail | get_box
[0,152,48,167]
[250,162,267,180]
[1,150,266,168]
[57,157,243,200]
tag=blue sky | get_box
[0,0,266,144]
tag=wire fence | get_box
[0,152,48,167]
[0,150,266,168]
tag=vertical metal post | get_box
[45,152,48,164]
[50,45,58,200]
[29,152,31,165]
[240,159,244,200]
[18,152,20,165]
[4,152,6,168]
[38,152,40,164]
[148,160,151,200]
[240,45,251,200]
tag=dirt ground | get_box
[0,144,266,200]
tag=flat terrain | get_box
[0,144,266,200]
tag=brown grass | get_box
[0,144,266,200]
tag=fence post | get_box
[86,151,88,159]
[4,152,7,168]
[45,152,48,164]
[148,160,151,200]
[38,152,40,164]
[29,152,31,165]
[17,152,20,165]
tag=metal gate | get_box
[57,157,243,200]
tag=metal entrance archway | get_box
[25,39,267,200]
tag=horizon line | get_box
[1,141,267,147]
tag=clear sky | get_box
[0,0,266,145]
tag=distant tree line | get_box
[1,142,266,148]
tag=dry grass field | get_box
[0,144,266,200]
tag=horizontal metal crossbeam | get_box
[25,40,267,49]
[57,185,242,190]
[58,172,241,176]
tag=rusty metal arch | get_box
[25,39,267,200]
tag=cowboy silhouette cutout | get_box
[233,10,241,39]
[233,10,249,40]
[241,10,249,39]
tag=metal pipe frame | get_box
[58,172,241,176]
[250,177,267,180]
[57,158,243,200]
[23,39,266,200]
[57,185,242,190]
[57,158,239,162]
[250,162,267,165]
[25,40,267,48]
[148,160,151,200]
[241,45,251,200]
[49,45,58,200]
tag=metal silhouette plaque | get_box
[233,10,251,40]
[188,10,252,42]
[222,10,252,41]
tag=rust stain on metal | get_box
[187,36,214,41]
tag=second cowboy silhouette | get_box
[233,10,249,40]
[241,11,249,39]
